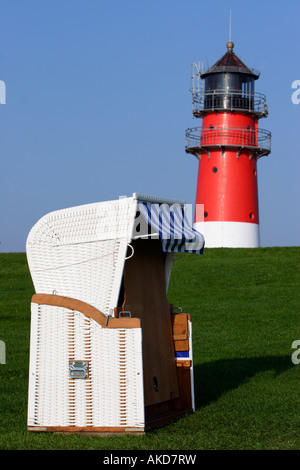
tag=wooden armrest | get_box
[172,312,191,351]
[32,294,141,329]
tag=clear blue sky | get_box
[0,0,299,252]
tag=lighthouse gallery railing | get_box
[185,126,271,156]
[191,90,268,117]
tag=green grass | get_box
[0,248,299,450]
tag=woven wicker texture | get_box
[27,303,144,428]
[26,198,137,315]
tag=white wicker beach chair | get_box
[26,193,204,434]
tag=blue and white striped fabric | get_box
[138,202,204,254]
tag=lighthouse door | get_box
[122,238,179,407]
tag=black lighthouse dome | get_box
[202,41,259,79]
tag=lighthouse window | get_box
[212,167,218,173]
[241,77,254,97]
[249,213,254,219]
[242,81,249,98]
[242,82,246,97]
[204,212,208,218]
[209,125,214,130]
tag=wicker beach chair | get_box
[26,193,204,434]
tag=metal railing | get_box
[185,126,271,157]
[191,90,268,117]
[201,65,260,76]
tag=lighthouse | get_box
[185,40,271,247]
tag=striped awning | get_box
[138,202,204,254]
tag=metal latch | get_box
[119,310,132,318]
[69,361,89,379]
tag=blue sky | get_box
[0,0,299,252]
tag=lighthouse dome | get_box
[201,42,259,79]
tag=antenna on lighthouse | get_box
[258,61,265,77]
[227,9,234,53]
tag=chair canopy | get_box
[26,193,204,315]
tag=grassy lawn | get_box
[0,247,299,450]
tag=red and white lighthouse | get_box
[186,40,271,247]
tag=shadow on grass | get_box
[193,355,293,409]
